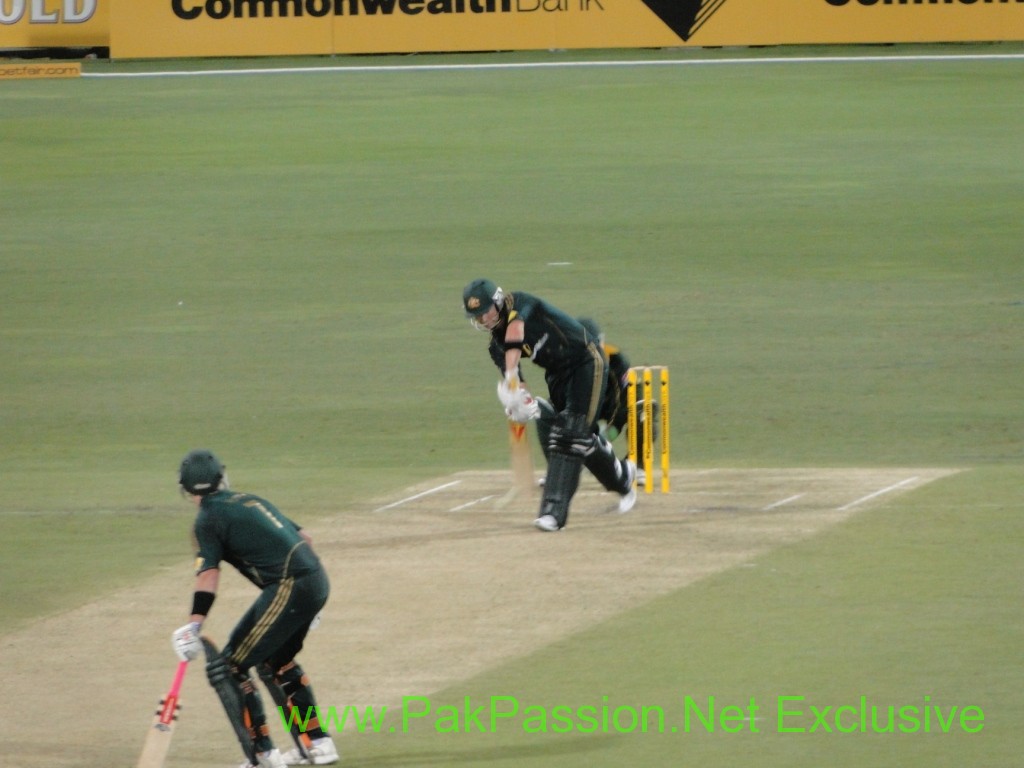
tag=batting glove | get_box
[171,622,203,662]
[505,389,540,422]
[496,379,517,409]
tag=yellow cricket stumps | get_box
[626,366,670,494]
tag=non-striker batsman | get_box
[171,449,339,767]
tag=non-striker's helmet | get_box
[179,449,225,496]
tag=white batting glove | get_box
[171,622,203,662]
[496,379,517,409]
[505,389,540,422]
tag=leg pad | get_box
[203,637,263,764]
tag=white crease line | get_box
[374,481,461,512]
[449,495,497,512]
[763,493,804,511]
[836,477,919,512]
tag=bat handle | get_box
[168,660,189,698]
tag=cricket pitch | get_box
[0,467,956,767]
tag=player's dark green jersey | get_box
[193,490,322,587]
[488,291,595,372]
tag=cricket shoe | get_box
[618,459,638,514]
[239,749,286,768]
[282,736,339,765]
[533,514,560,532]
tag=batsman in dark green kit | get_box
[171,449,339,768]
[462,279,637,531]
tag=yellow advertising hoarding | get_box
[3,1,1021,60]
[0,0,109,49]
[109,0,680,59]
[109,0,1024,59]
[701,1,1024,46]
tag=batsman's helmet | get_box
[179,449,225,496]
[462,278,503,318]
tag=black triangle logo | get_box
[638,0,728,42]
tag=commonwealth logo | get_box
[640,0,728,42]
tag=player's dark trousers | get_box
[223,568,331,753]
[541,342,621,528]
[543,342,606,423]
[226,568,330,671]
[538,401,630,495]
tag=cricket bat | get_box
[136,660,188,768]
[508,420,535,493]
[496,419,535,508]
[495,372,536,508]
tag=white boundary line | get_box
[80,52,1024,79]
[373,480,461,512]
[836,476,919,512]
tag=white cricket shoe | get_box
[240,749,286,768]
[618,459,638,514]
[533,514,560,532]
[282,736,340,765]
[261,751,287,768]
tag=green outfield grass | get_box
[2,44,1022,765]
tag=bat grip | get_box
[168,660,189,698]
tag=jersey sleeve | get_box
[507,292,538,324]
[193,513,223,575]
[487,337,505,370]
